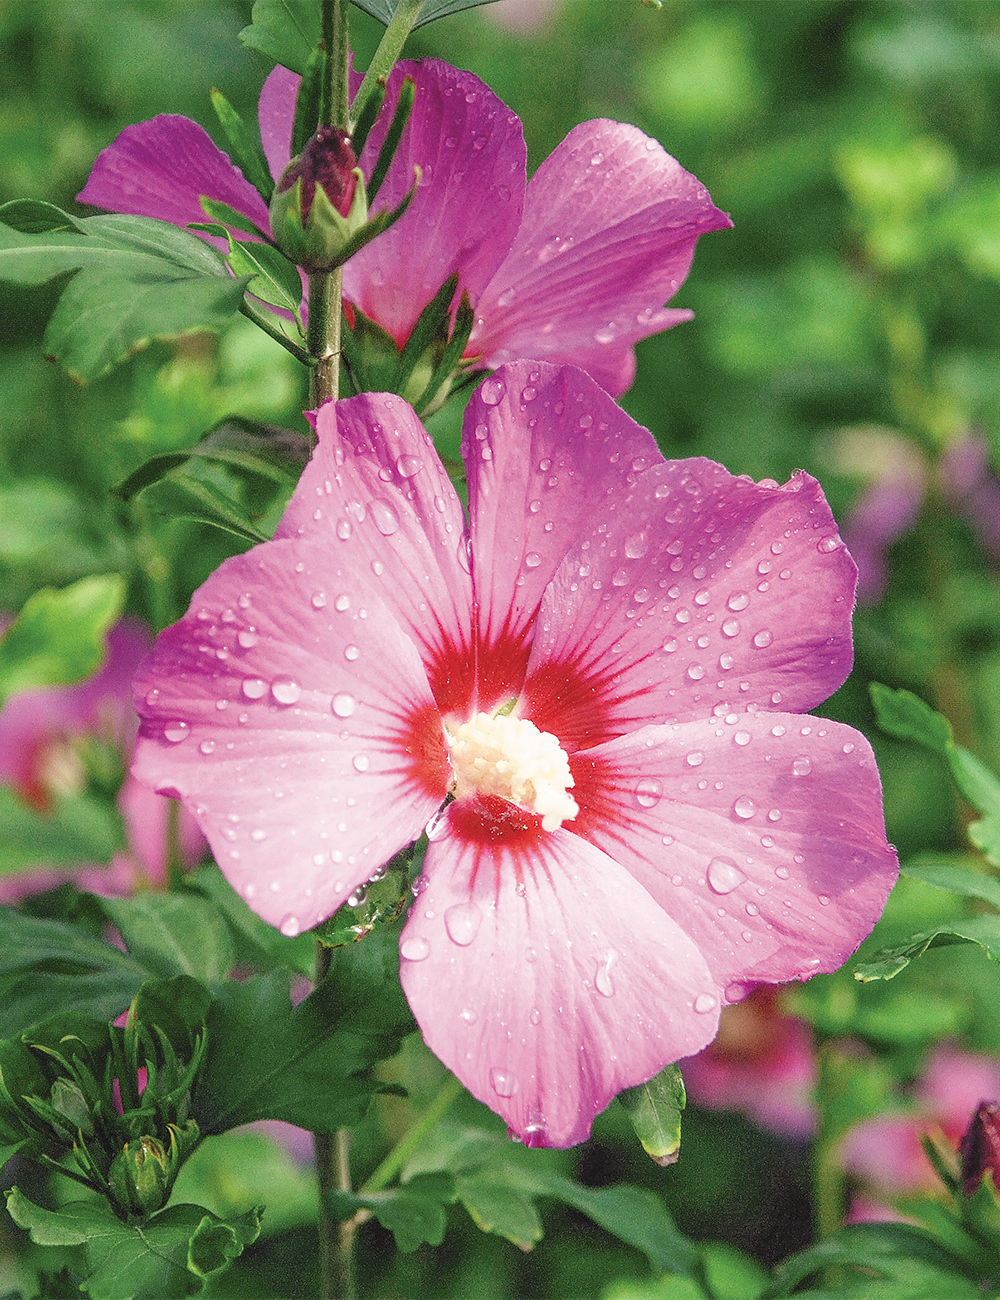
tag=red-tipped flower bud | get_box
[960,1101,1000,1197]
[270,127,368,272]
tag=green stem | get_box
[307,264,343,406]
[361,1072,464,1195]
[165,797,185,892]
[351,0,423,132]
[813,1042,848,1240]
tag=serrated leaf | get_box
[0,788,126,876]
[901,859,1000,910]
[855,914,1000,981]
[6,1188,261,1300]
[0,574,125,706]
[870,682,952,754]
[618,1064,685,1166]
[350,0,502,29]
[329,1172,455,1252]
[0,212,250,381]
[194,931,413,1134]
[239,0,321,74]
[99,895,235,983]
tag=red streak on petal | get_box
[427,625,533,720]
[450,792,543,847]
[522,654,652,753]
[395,701,450,798]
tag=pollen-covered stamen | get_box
[445,712,578,832]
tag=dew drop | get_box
[529,1008,541,1026]
[460,1008,477,1025]
[279,915,301,937]
[771,724,786,737]
[400,936,430,961]
[490,1067,519,1098]
[719,653,735,670]
[792,757,812,777]
[353,753,370,772]
[753,629,773,648]
[199,739,216,755]
[635,776,663,806]
[685,751,704,767]
[521,385,537,403]
[624,532,648,559]
[238,629,258,649]
[707,857,746,894]
[425,808,449,841]
[344,645,360,662]
[347,885,367,907]
[396,454,422,478]
[721,618,740,638]
[480,376,505,406]
[727,591,750,611]
[817,535,843,553]
[768,808,782,822]
[594,950,616,998]
[694,993,717,1014]
[733,796,756,819]
[311,592,327,609]
[694,589,711,606]
[145,688,161,708]
[734,731,751,746]
[336,519,352,540]
[524,551,542,569]
[242,678,267,700]
[687,663,705,681]
[271,677,301,705]
[370,499,400,536]
[842,742,855,754]
[775,865,790,880]
[445,902,482,946]
[332,693,356,718]
[164,720,190,743]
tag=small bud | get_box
[269,127,368,272]
[109,1136,172,1215]
[960,1101,1000,1197]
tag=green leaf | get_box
[0,212,250,382]
[209,89,274,205]
[131,976,214,1055]
[0,788,126,877]
[239,0,321,74]
[350,0,503,30]
[313,847,412,947]
[901,859,1000,911]
[948,748,1000,866]
[548,1179,698,1277]
[618,1064,686,1166]
[870,682,952,754]
[768,1222,980,1297]
[0,199,88,234]
[701,1241,768,1300]
[189,224,303,318]
[0,906,141,981]
[195,198,268,241]
[6,1188,261,1300]
[329,1171,455,1252]
[99,895,235,983]
[194,931,413,1134]
[855,914,1000,981]
[182,864,315,977]
[0,574,125,706]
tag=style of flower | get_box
[77,60,730,397]
[0,619,202,901]
[132,360,897,1147]
[682,984,817,1137]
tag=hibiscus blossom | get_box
[132,360,897,1147]
[78,61,730,397]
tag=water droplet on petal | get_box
[336,519,352,540]
[687,663,705,681]
[335,594,351,612]
[445,902,482,946]
[529,1008,541,1026]
[279,915,300,937]
[490,1067,519,1098]
[164,720,190,743]
[733,796,756,819]
[353,753,370,772]
[624,532,648,559]
[721,619,740,638]
[635,776,663,806]
[242,678,267,700]
[238,629,258,649]
[347,885,367,907]
[401,936,430,961]
[524,552,541,569]
[480,376,505,406]
[344,645,360,662]
[792,757,812,776]
[370,499,399,536]
[594,950,616,998]
[686,751,704,767]
[842,742,855,754]
[271,677,301,705]
[332,693,356,718]
[727,592,750,611]
[396,454,422,478]
[775,865,790,879]
[707,857,746,894]
[694,993,717,1014]
[199,739,216,755]
[145,688,161,708]
[459,1008,477,1024]
[734,731,751,746]
[818,535,843,553]
[753,629,773,648]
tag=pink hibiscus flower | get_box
[0,619,203,901]
[131,360,897,1148]
[77,61,730,397]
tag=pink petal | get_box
[77,116,271,241]
[275,393,473,713]
[131,539,447,932]
[399,810,719,1147]
[258,64,300,183]
[520,458,857,750]
[461,361,660,708]
[570,714,897,994]
[470,121,731,396]
[342,60,526,347]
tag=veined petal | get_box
[132,539,447,932]
[276,393,473,713]
[258,64,299,184]
[343,59,526,347]
[400,806,719,1147]
[571,714,897,994]
[521,460,857,750]
[77,115,271,241]
[462,361,660,708]
[470,121,731,396]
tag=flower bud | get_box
[269,126,368,272]
[960,1101,1000,1197]
[107,1120,199,1217]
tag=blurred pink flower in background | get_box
[0,619,203,901]
[79,58,730,397]
[842,1041,1000,1218]
[682,985,817,1137]
[483,0,561,34]
[940,435,1000,564]
[132,359,896,1148]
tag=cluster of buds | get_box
[0,976,207,1218]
